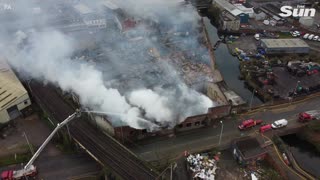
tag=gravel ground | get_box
[0,113,60,157]
[227,36,258,55]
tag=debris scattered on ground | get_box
[186,153,219,180]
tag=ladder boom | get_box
[24,110,80,170]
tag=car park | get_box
[271,119,288,129]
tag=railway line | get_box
[27,81,157,180]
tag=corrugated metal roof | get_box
[261,39,309,48]
[0,59,27,111]
[214,0,246,16]
[73,3,93,15]
[100,0,119,10]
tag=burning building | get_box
[1,0,232,141]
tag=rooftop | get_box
[100,0,119,10]
[233,4,254,14]
[223,90,246,106]
[0,59,28,111]
[214,0,243,16]
[235,137,266,159]
[73,3,93,15]
[261,39,309,48]
[221,10,238,21]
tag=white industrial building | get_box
[261,39,310,54]
[220,10,240,31]
[0,60,31,124]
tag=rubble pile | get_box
[186,153,218,180]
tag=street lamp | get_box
[290,81,300,104]
[249,88,256,110]
[218,121,224,146]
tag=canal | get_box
[203,18,262,106]
[281,134,320,178]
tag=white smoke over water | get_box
[0,0,215,131]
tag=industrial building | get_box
[260,39,310,54]
[220,10,240,31]
[0,60,31,125]
[232,137,267,166]
[72,3,108,29]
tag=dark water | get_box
[282,134,320,178]
[203,18,262,106]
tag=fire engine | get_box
[298,110,320,122]
[238,119,263,130]
[1,110,81,180]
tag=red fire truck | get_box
[1,165,37,180]
[238,119,263,130]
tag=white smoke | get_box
[129,89,173,126]
[6,30,156,130]
[0,0,215,131]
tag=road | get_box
[0,153,101,180]
[36,153,101,180]
[130,95,320,162]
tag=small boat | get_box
[213,40,222,50]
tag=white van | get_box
[271,119,288,129]
[303,33,310,39]
[308,34,315,40]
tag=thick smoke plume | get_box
[0,0,215,131]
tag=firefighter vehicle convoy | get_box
[1,109,319,179]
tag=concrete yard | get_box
[227,36,258,55]
[0,114,60,157]
[266,67,320,99]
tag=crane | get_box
[1,109,81,180]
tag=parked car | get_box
[293,31,300,37]
[318,38,320,42]
[308,34,315,40]
[259,124,272,133]
[254,34,260,41]
[313,36,319,41]
[303,33,310,39]
[271,119,288,129]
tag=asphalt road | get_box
[0,153,101,180]
[130,95,320,162]
[35,153,101,180]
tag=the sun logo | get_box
[279,5,316,18]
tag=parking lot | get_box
[264,66,320,99]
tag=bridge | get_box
[27,81,157,180]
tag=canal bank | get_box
[203,18,262,106]
[281,133,320,179]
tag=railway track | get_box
[28,81,157,180]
